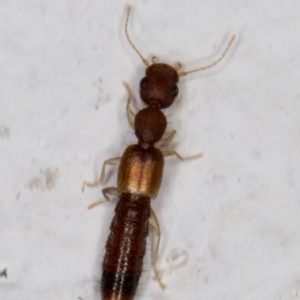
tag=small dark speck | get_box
[0,125,10,139]
[229,133,234,139]
[95,97,100,110]
[0,268,7,278]
[238,177,241,182]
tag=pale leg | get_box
[162,150,203,161]
[82,157,121,192]
[149,208,166,289]
[88,187,118,209]
[156,130,176,149]
[123,82,135,129]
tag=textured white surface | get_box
[1,0,300,299]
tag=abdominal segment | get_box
[101,193,151,300]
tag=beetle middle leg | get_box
[162,149,203,161]
[87,187,118,209]
[82,157,121,192]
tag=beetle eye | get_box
[172,85,178,98]
[140,77,148,89]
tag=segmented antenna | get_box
[179,35,236,76]
[125,6,150,67]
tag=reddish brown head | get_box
[140,63,179,109]
[125,6,235,108]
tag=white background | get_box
[1,0,300,299]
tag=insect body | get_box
[83,6,235,300]
[101,63,178,300]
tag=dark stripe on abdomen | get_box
[101,271,139,300]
